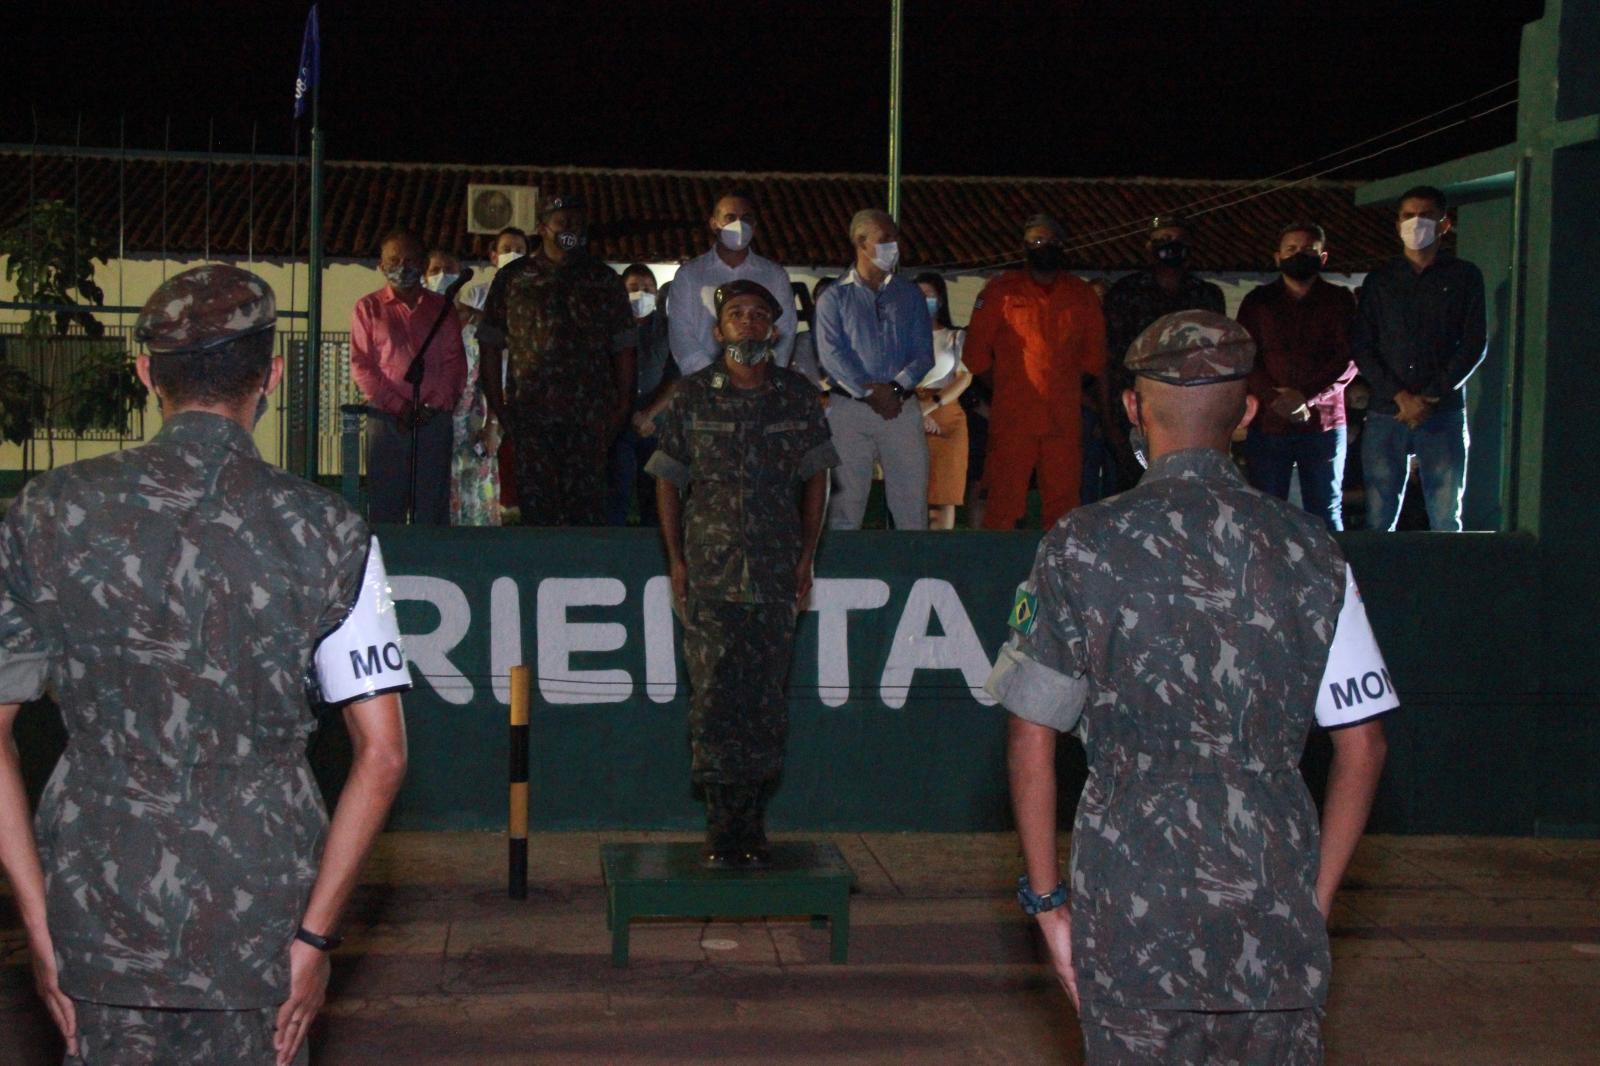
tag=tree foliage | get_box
[0,199,113,339]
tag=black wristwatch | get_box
[1016,875,1069,916]
[295,926,344,952]
[890,383,910,400]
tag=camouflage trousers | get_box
[1081,1005,1323,1066]
[508,412,607,527]
[65,1000,308,1065]
[683,599,798,786]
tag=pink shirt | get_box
[350,286,468,417]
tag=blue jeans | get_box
[1361,407,1469,532]
[607,428,658,526]
[1244,426,1347,531]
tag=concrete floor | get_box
[3,832,1599,1065]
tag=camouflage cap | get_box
[714,279,784,321]
[134,265,276,354]
[1125,310,1255,386]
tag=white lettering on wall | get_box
[807,578,891,708]
[490,576,521,706]
[880,578,997,709]
[642,575,678,703]
[390,576,474,706]
[536,577,632,705]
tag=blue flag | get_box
[294,4,320,119]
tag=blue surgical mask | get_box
[925,296,940,319]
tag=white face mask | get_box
[1399,216,1438,252]
[718,220,754,251]
[423,272,459,294]
[629,291,657,319]
[495,250,525,269]
[871,241,900,272]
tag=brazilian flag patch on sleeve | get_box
[1008,585,1039,636]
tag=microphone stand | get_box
[402,269,473,524]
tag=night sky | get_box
[7,0,1542,181]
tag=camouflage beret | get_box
[1125,310,1255,386]
[134,265,276,354]
[714,279,783,321]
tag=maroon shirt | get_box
[1238,276,1358,435]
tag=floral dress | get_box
[449,322,501,526]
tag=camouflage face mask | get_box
[725,338,774,367]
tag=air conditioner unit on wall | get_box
[467,184,538,234]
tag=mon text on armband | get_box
[313,536,411,705]
[1314,565,1400,728]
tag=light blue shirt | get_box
[815,268,935,398]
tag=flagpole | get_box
[304,72,324,481]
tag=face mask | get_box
[925,296,941,318]
[554,230,583,252]
[718,220,754,251]
[383,264,422,290]
[871,241,900,272]
[629,291,657,319]
[1026,245,1066,272]
[424,272,459,294]
[1129,426,1150,469]
[1278,252,1321,281]
[1151,239,1189,267]
[495,251,524,269]
[726,338,774,367]
[253,389,269,427]
[1399,216,1438,251]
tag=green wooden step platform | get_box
[600,841,855,967]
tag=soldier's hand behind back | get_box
[31,939,76,1057]
[1034,907,1080,1011]
[670,560,688,620]
[275,939,330,1065]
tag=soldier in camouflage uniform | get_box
[478,195,638,526]
[987,310,1394,1064]
[647,280,837,868]
[0,266,410,1065]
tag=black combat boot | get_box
[702,783,770,869]
[702,784,742,868]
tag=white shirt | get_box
[918,327,967,390]
[667,247,798,375]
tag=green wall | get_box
[19,527,1589,836]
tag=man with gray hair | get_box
[815,208,935,529]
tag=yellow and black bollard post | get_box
[508,664,530,900]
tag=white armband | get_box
[1315,564,1400,728]
[314,537,410,705]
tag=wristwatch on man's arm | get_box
[1016,875,1069,916]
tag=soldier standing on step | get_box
[648,280,837,869]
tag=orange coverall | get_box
[963,270,1107,530]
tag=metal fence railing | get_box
[0,326,146,443]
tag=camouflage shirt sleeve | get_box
[0,484,59,704]
[477,264,513,352]
[794,391,839,481]
[984,528,1091,732]
[643,385,692,488]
